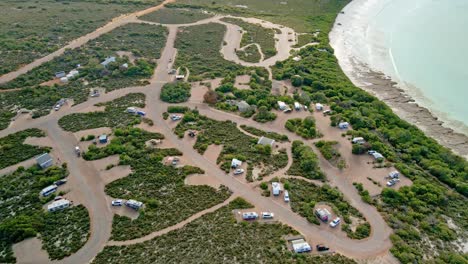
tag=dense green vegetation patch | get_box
[285,117,319,139]
[140,7,213,24]
[83,127,231,240]
[174,109,288,177]
[160,82,191,103]
[58,93,145,132]
[221,17,276,59]
[285,178,370,239]
[239,124,289,142]
[0,0,163,75]
[287,140,324,180]
[93,197,357,264]
[41,205,90,260]
[315,140,346,169]
[236,44,262,63]
[213,71,291,122]
[0,165,88,263]
[0,128,49,169]
[174,23,243,81]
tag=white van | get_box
[284,191,290,202]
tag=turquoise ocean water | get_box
[370,0,468,133]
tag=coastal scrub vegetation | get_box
[140,7,213,24]
[287,140,324,180]
[174,23,243,81]
[58,93,145,132]
[284,178,370,239]
[0,23,166,130]
[174,109,288,177]
[41,205,90,260]
[160,82,191,103]
[92,197,357,264]
[236,44,262,63]
[0,128,49,169]
[285,117,319,139]
[221,17,277,59]
[273,38,468,263]
[82,127,231,240]
[0,0,163,75]
[315,140,346,169]
[0,164,90,263]
[239,124,289,142]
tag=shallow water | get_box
[332,0,468,135]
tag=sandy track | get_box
[0,0,175,86]
[107,195,237,246]
[0,10,398,263]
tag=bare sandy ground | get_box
[40,78,63,87]
[12,237,49,264]
[100,165,132,185]
[24,135,60,163]
[185,173,221,188]
[74,127,112,141]
[189,82,208,103]
[235,75,251,90]
[75,104,106,114]
[116,51,137,63]
[202,144,223,164]
[312,109,413,196]
[89,155,120,171]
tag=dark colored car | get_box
[55,179,68,186]
[316,244,329,251]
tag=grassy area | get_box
[174,110,288,178]
[174,23,243,81]
[0,165,73,263]
[92,197,357,264]
[221,17,277,59]
[83,127,231,240]
[294,33,318,48]
[160,82,191,103]
[0,0,163,75]
[239,124,289,142]
[285,117,319,139]
[284,178,370,239]
[170,0,349,33]
[41,205,90,260]
[236,44,262,63]
[58,93,145,132]
[315,140,346,169]
[0,128,49,169]
[287,141,324,180]
[140,7,213,24]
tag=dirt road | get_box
[0,0,175,85]
[1,10,397,263]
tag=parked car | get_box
[388,171,400,179]
[261,212,274,219]
[171,115,182,121]
[55,179,67,186]
[54,196,63,201]
[330,217,341,228]
[284,191,290,202]
[367,150,376,155]
[316,244,329,251]
[387,178,400,187]
[54,105,61,111]
[233,168,245,175]
[111,199,123,206]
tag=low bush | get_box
[285,117,319,139]
[287,141,324,180]
[160,82,191,103]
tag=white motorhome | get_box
[47,199,71,212]
[40,185,58,197]
[272,182,282,196]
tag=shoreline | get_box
[329,0,468,159]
